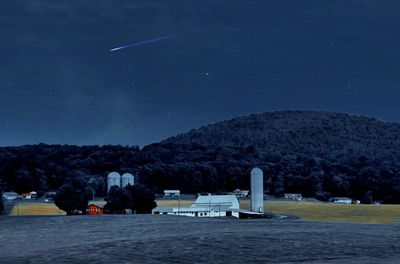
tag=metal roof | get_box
[194,195,240,209]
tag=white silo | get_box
[250,167,264,213]
[121,173,135,188]
[107,172,121,192]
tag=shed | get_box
[86,204,104,215]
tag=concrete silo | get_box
[250,167,264,213]
[121,173,135,188]
[107,172,121,192]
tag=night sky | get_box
[1,0,399,147]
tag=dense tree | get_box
[104,186,132,214]
[125,184,157,213]
[54,178,91,215]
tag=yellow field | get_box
[10,202,65,216]
[156,200,194,207]
[8,200,400,224]
[158,200,400,224]
[241,200,400,224]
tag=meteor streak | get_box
[110,33,180,52]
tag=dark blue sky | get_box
[1,0,399,146]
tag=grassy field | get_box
[10,202,65,216]
[242,200,400,224]
[8,199,400,224]
[159,199,400,224]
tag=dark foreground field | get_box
[0,215,399,264]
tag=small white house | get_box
[164,190,180,197]
[153,194,240,218]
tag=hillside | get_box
[1,111,400,203]
[162,110,400,160]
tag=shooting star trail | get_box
[110,33,180,52]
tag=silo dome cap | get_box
[107,172,121,178]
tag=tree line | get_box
[54,176,156,215]
[1,142,400,204]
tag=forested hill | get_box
[1,111,400,203]
[162,110,400,161]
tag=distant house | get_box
[284,193,302,201]
[330,197,352,204]
[86,204,104,215]
[153,194,240,218]
[164,190,180,197]
[20,193,33,199]
[29,191,38,199]
[2,192,18,201]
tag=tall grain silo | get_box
[250,167,264,213]
[107,172,121,192]
[121,173,135,188]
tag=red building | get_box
[86,204,104,215]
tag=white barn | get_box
[153,194,240,218]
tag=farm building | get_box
[164,190,180,197]
[19,191,37,199]
[86,203,104,215]
[153,194,240,218]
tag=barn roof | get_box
[87,203,105,208]
[194,195,240,209]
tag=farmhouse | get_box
[153,194,240,218]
